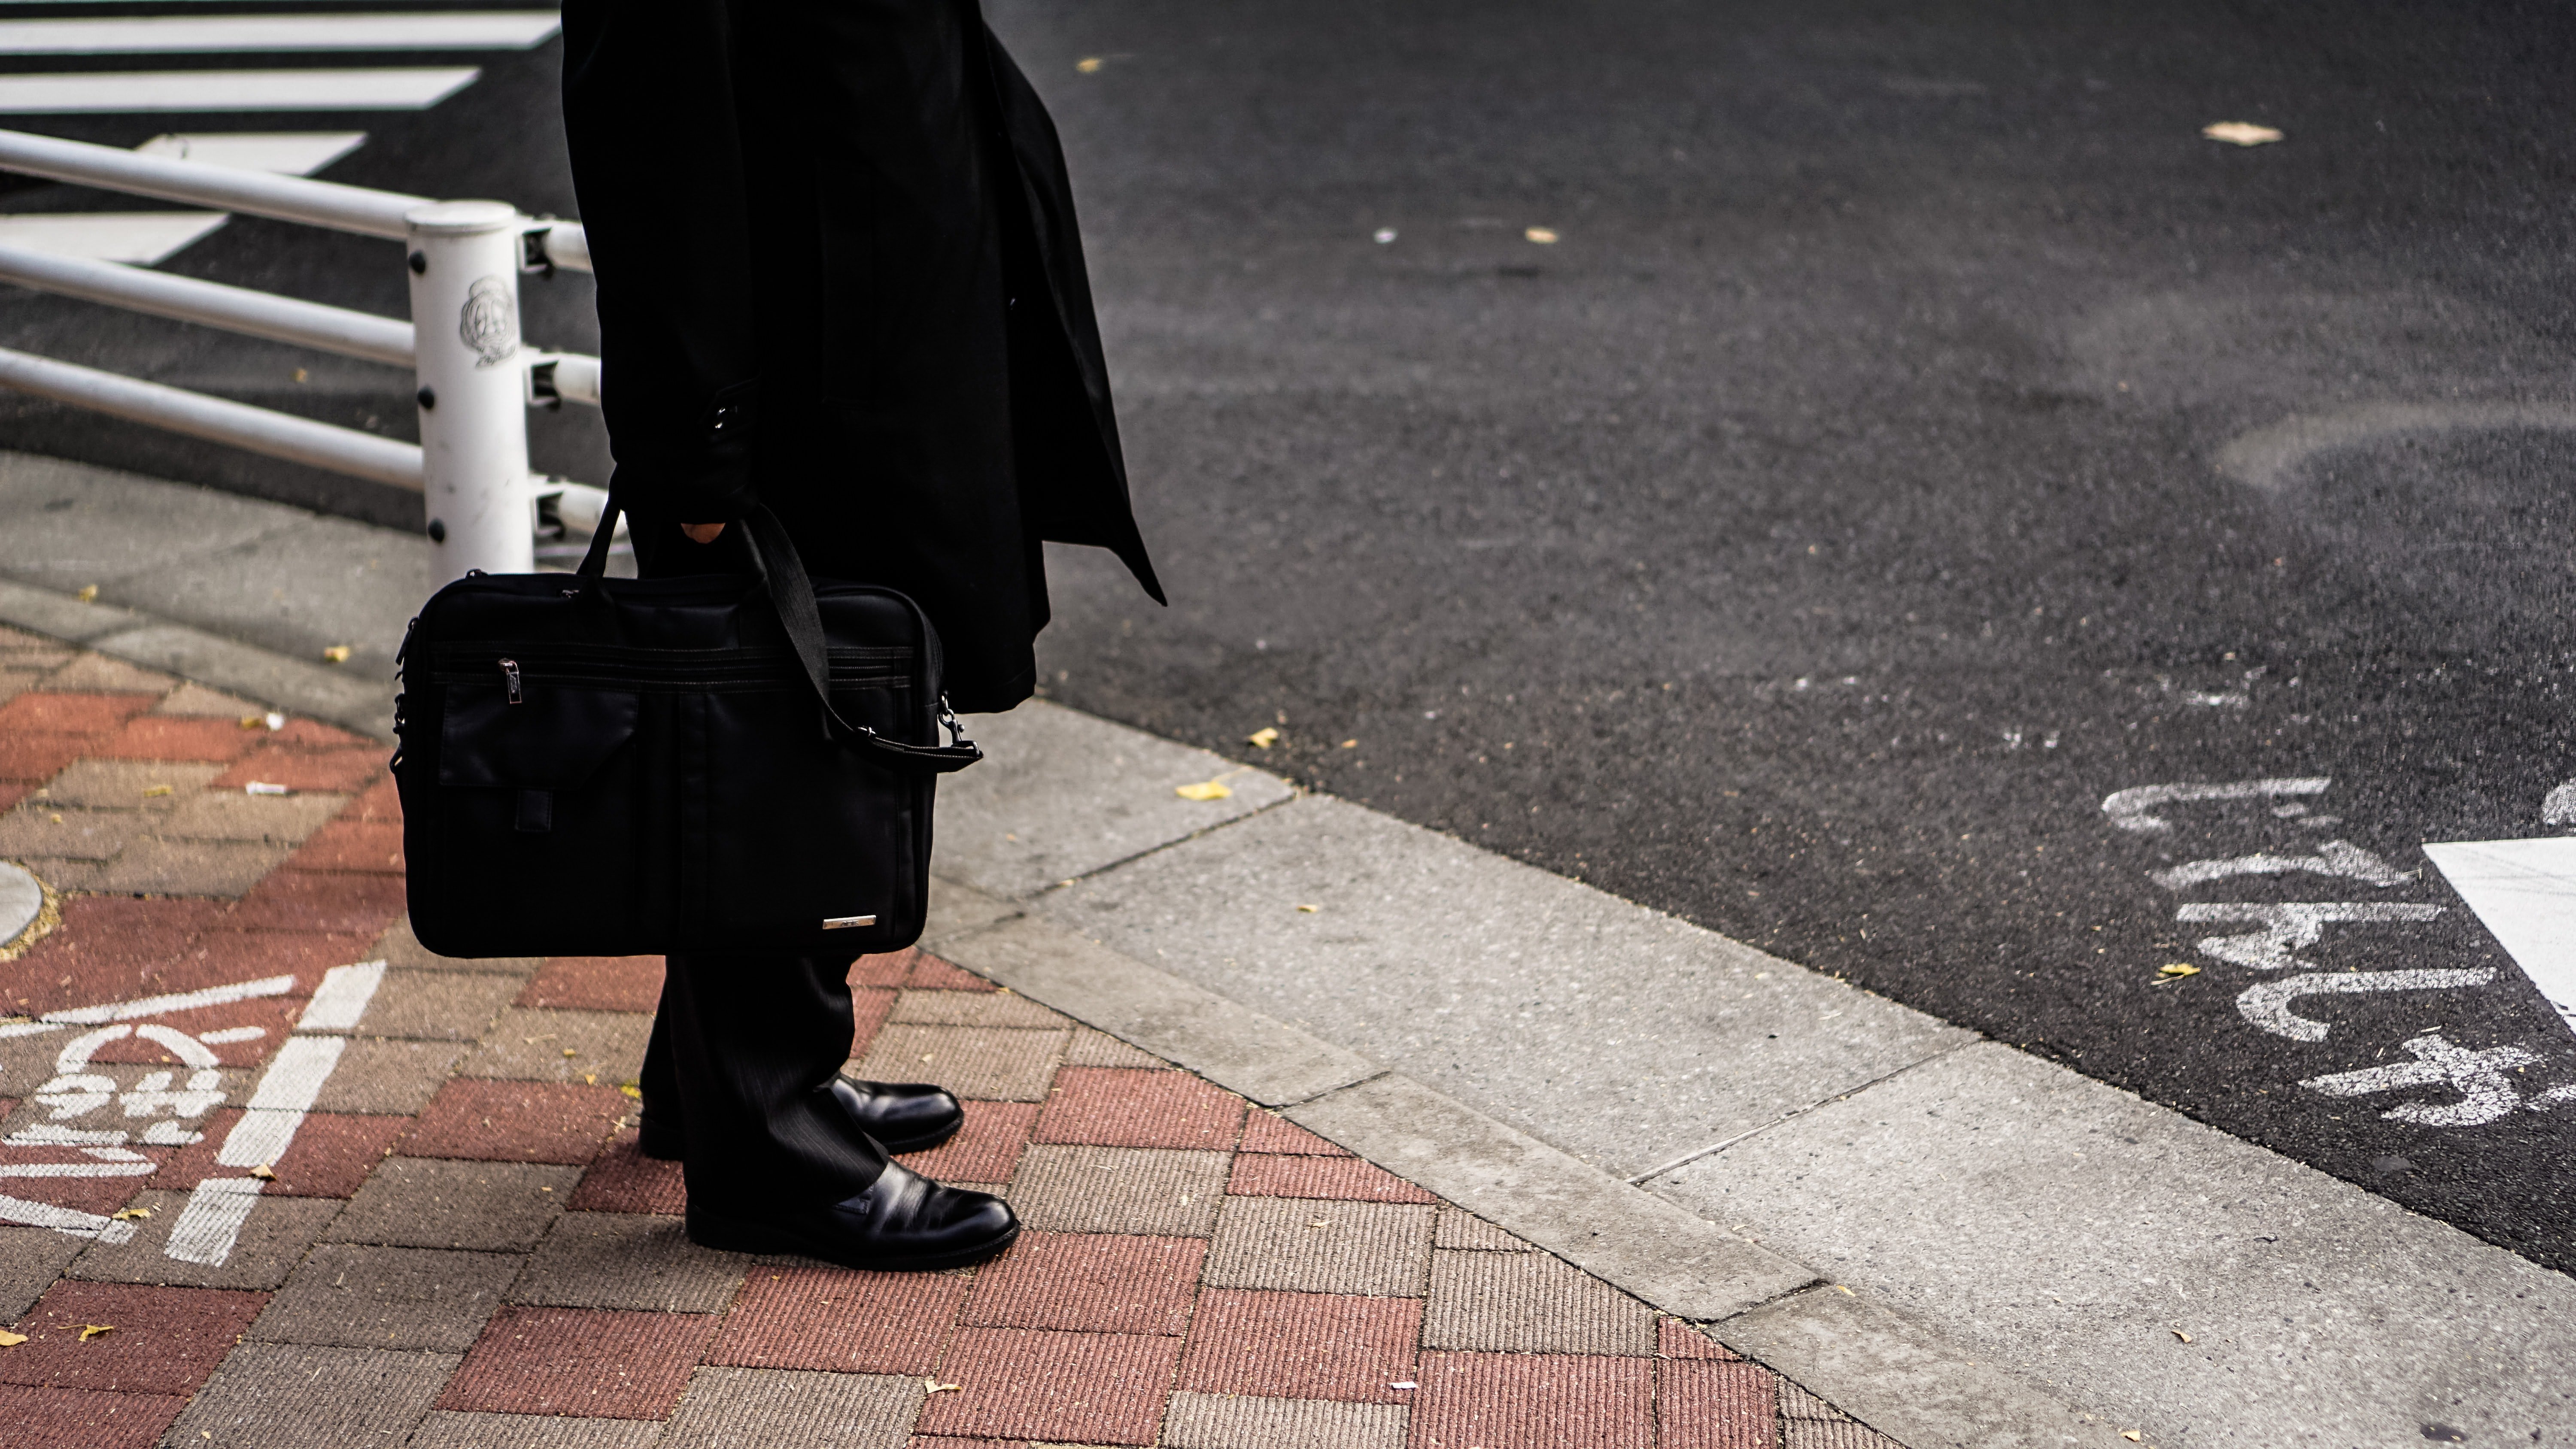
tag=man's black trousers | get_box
[639,950,885,1210]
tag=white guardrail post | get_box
[405,200,533,580]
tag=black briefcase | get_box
[392,504,981,958]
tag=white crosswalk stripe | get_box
[0,7,556,263]
[0,11,559,55]
[0,65,483,112]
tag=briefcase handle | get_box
[575,491,984,776]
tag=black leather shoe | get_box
[685,1158,1018,1271]
[637,1077,964,1162]
[830,1078,966,1154]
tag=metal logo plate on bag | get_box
[821,915,877,929]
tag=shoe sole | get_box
[684,1209,1018,1272]
[639,1117,960,1163]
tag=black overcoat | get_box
[560,0,1161,712]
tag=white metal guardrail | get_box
[0,125,605,582]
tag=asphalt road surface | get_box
[2,0,2571,1273]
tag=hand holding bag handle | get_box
[576,491,984,775]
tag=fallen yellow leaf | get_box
[562,1048,578,1058]
[619,1082,643,1100]
[249,1164,276,1181]
[237,714,265,729]
[75,585,99,603]
[1525,226,1560,244]
[0,1330,24,1347]
[1176,779,1233,801]
[1297,904,1320,914]
[322,645,352,664]
[109,1206,152,1221]
[2172,1329,2193,1343]
[79,1324,113,1342]
[140,785,173,798]
[1075,56,1103,73]
[584,1073,597,1085]
[2158,963,2201,979]
[1247,727,1280,749]
[2202,121,2283,146]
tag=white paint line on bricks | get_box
[176,962,380,1265]
[0,67,480,113]
[0,1191,135,1241]
[2425,836,2576,1040]
[0,972,295,1037]
[162,1175,261,1265]
[0,12,560,55]
[295,960,384,1032]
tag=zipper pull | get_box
[500,657,522,704]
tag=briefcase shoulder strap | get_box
[575,492,982,776]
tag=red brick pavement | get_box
[0,652,1902,1449]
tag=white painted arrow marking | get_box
[2423,837,2576,1041]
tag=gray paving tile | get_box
[28,758,218,808]
[659,1366,922,1449]
[406,1411,663,1449]
[91,837,290,897]
[1784,1419,1908,1449]
[0,803,149,861]
[1161,1391,1408,1449]
[513,1213,747,1313]
[371,914,544,976]
[40,652,173,694]
[1202,1197,1433,1298]
[1421,1248,1655,1355]
[1434,1207,1531,1252]
[1008,1144,1229,1237]
[1063,1027,1163,1069]
[0,1223,84,1320]
[39,652,173,694]
[460,1008,653,1084]
[69,1189,340,1291]
[847,1024,1064,1103]
[322,1157,579,1252]
[12,855,103,892]
[156,680,263,717]
[312,1037,466,1115]
[886,986,1069,1029]
[249,1243,517,1352]
[1780,1379,1853,1420]
[157,788,346,843]
[356,970,521,1043]
[161,1342,457,1448]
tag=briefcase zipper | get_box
[501,657,522,704]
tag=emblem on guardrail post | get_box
[407,200,535,582]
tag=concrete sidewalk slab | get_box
[1661,1043,2576,1443]
[932,696,1296,898]
[1034,793,1976,1179]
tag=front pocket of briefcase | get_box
[691,686,922,948]
[436,683,662,948]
